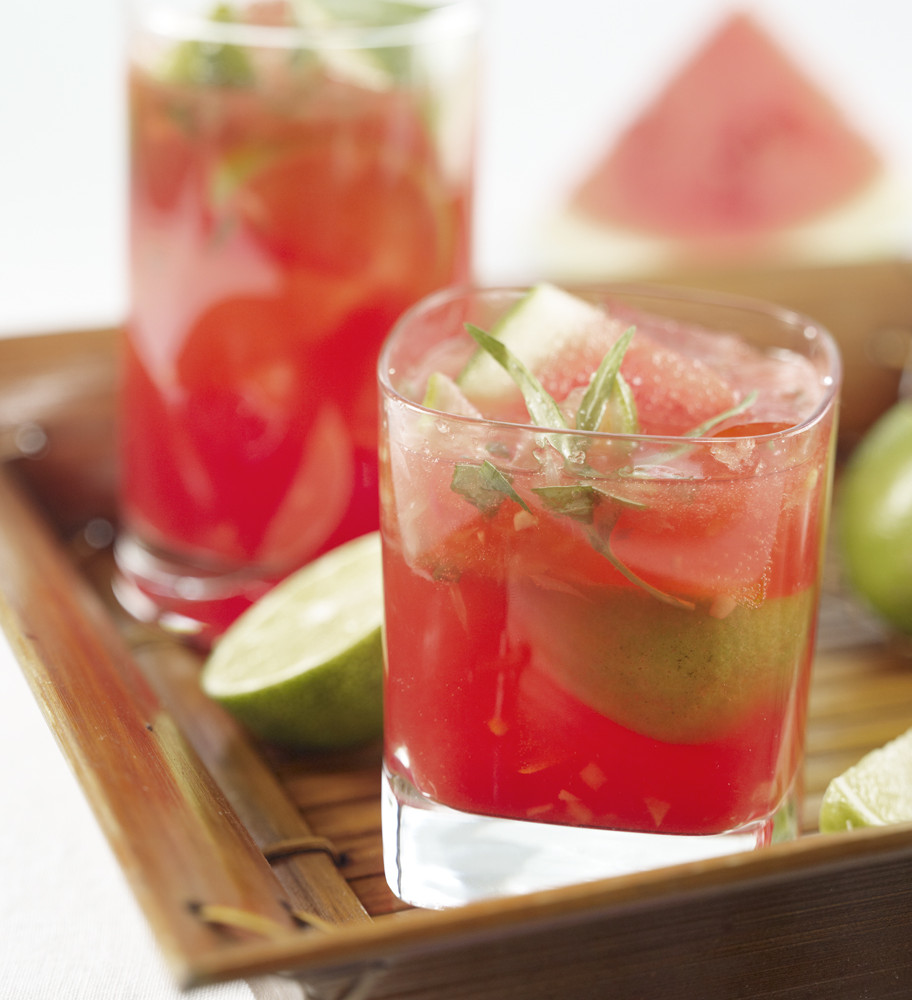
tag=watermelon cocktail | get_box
[379,284,840,907]
[114,0,477,642]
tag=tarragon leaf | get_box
[628,390,762,475]
[684,390,759,438]
[457,313,745,613]
[452,460,530,515]
[465,324,569,432]
[465,321,592,469]
[575,326,639,433]
[534,484,693,609]
[587,527,696,611]
[533,483,646,524]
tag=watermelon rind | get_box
[456,283,607,405]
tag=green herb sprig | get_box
[451,320,756,609]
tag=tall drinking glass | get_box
[379,284,840,908]
[114,0,478,644]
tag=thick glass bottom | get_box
[112,530,277,647]
[382,767,799,910]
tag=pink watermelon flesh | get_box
[618,335,739,436]
[480,320,741,437]
[535,332,739,437]
[572,12,882,239]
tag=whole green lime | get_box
[838,400,912,634]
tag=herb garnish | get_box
[452,459,530,515]
[449,320,755,608]
[574,325,638,434]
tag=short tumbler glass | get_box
[114,0,478,644]
[378,283,841,909]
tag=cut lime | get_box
[201,532,384,751]
[457,283,609,406]
[819,727,912,832]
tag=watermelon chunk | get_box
[571,12,882,240]
[455,284,740,436]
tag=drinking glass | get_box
[378,283,840,908]
[114,0,478,644]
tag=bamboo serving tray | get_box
[2,260,912,998]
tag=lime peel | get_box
[202,531,384,751]
[838,399,912,635]
[819,727,912,832]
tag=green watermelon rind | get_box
[456,284,608,405]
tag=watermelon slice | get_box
[455,283,740,435]
[570,12,882,241]
[456,283,618,418]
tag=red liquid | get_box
[121,41,470,627]
[383,469,824,835]
[381,313,835,838]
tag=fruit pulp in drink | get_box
[381,298,835,838]
[120,4,472,629]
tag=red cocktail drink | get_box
[379,284,840,907]
[116,1,477,642]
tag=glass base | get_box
[112,530,276,648]
[382,767,799,910]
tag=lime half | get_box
[202,532,384,751]
[819,727,912,832]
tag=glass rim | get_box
[131,0,480,51]
[378,281,843,447]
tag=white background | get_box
[3,0,912,336]
[1,1,912,996]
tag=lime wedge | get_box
[457,283,608,403]
[819,727,912,832]
[201,532,384,751]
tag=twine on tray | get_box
[188,899,342,938]
[263,834,345,867]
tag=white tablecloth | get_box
[0,628,265,999]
